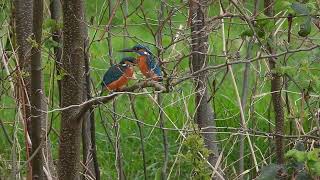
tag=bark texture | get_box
[14,0,33,71]
[50,0,63,102]
[58,0,85,179]
[30,0,44,178]
[14,0,33,178]
[190,0,220,168]
[264,0,285,164]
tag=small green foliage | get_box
[296,171,313,180]
[256,14,275,35]
[20,70,30,79]
[298,19,311,37]
[257,163,282,180]
[181,133,212,180]
[241,28,254,38]
[285,149,307,162]
[26,36,39,48]
[281,1,293,9]
[275,65,295,75]
[43,19,63,32]
[241,13,275,39]
[56,69,67,80]
[240,26,266,39]
[285,148,320,177]
[44,38,61,49]
[259,147,320,179]
[291,2,310,15]
[290,2,312,37]
[306,149,320,176]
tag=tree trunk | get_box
[30,0,44,178]
[58,0,85,179]
[82,20,99,179]
[50,0,63,104]
[264,0,285,164]
[189,0,220,170]
[13,0,33,178]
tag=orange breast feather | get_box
[138,56,160,80]
[138,56,151,78]
[107,67,133,91]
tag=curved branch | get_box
[71,81,165,122]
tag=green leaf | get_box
[26,36,38,48]
[44,39,61,49]
[307,161,320,176]
[276,65,295,75]
[258,164,282,180]
[296,171,313,180]
[291,2,310,15]
[298,17,311,37]
[285,149,307,162]
[241,28,254,38]
[256,13,269,27]
[56,69,67,80]
[43,18,63,32]
[307,149,319,161]
[256,27,266,38]
[256,13,275,36]
[282,1,292,8]
[154,168,161,180]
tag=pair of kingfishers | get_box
[101,45,162,92]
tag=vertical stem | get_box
[220,4,259,173]
[82,21,100,178]
[58,0,85,179]
[50,0,63,106]
[30,0,44,178]
[122,0,128,52]
[156,1,169,179]
[108,1,124,178]
[122,0,147,178]
[107,0,114,65]
[239,39,253,179]
[129,95,147,180]
[113,104,125,180]
[13,0,33,177]
[90,110,100,179]
[264,0,284,164]
[190,1,221,173]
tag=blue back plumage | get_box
[101,57,135,87]
[146,55,162,77]
[101,65,124,87]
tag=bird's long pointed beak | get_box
[119,48,135,52]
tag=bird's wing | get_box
[146,56,162,76]
[101,65,124,86]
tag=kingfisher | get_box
[120,45,163,81]
[101,57,136,93]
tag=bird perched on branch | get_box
[101,57,136,94]
[120,44,163,81]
